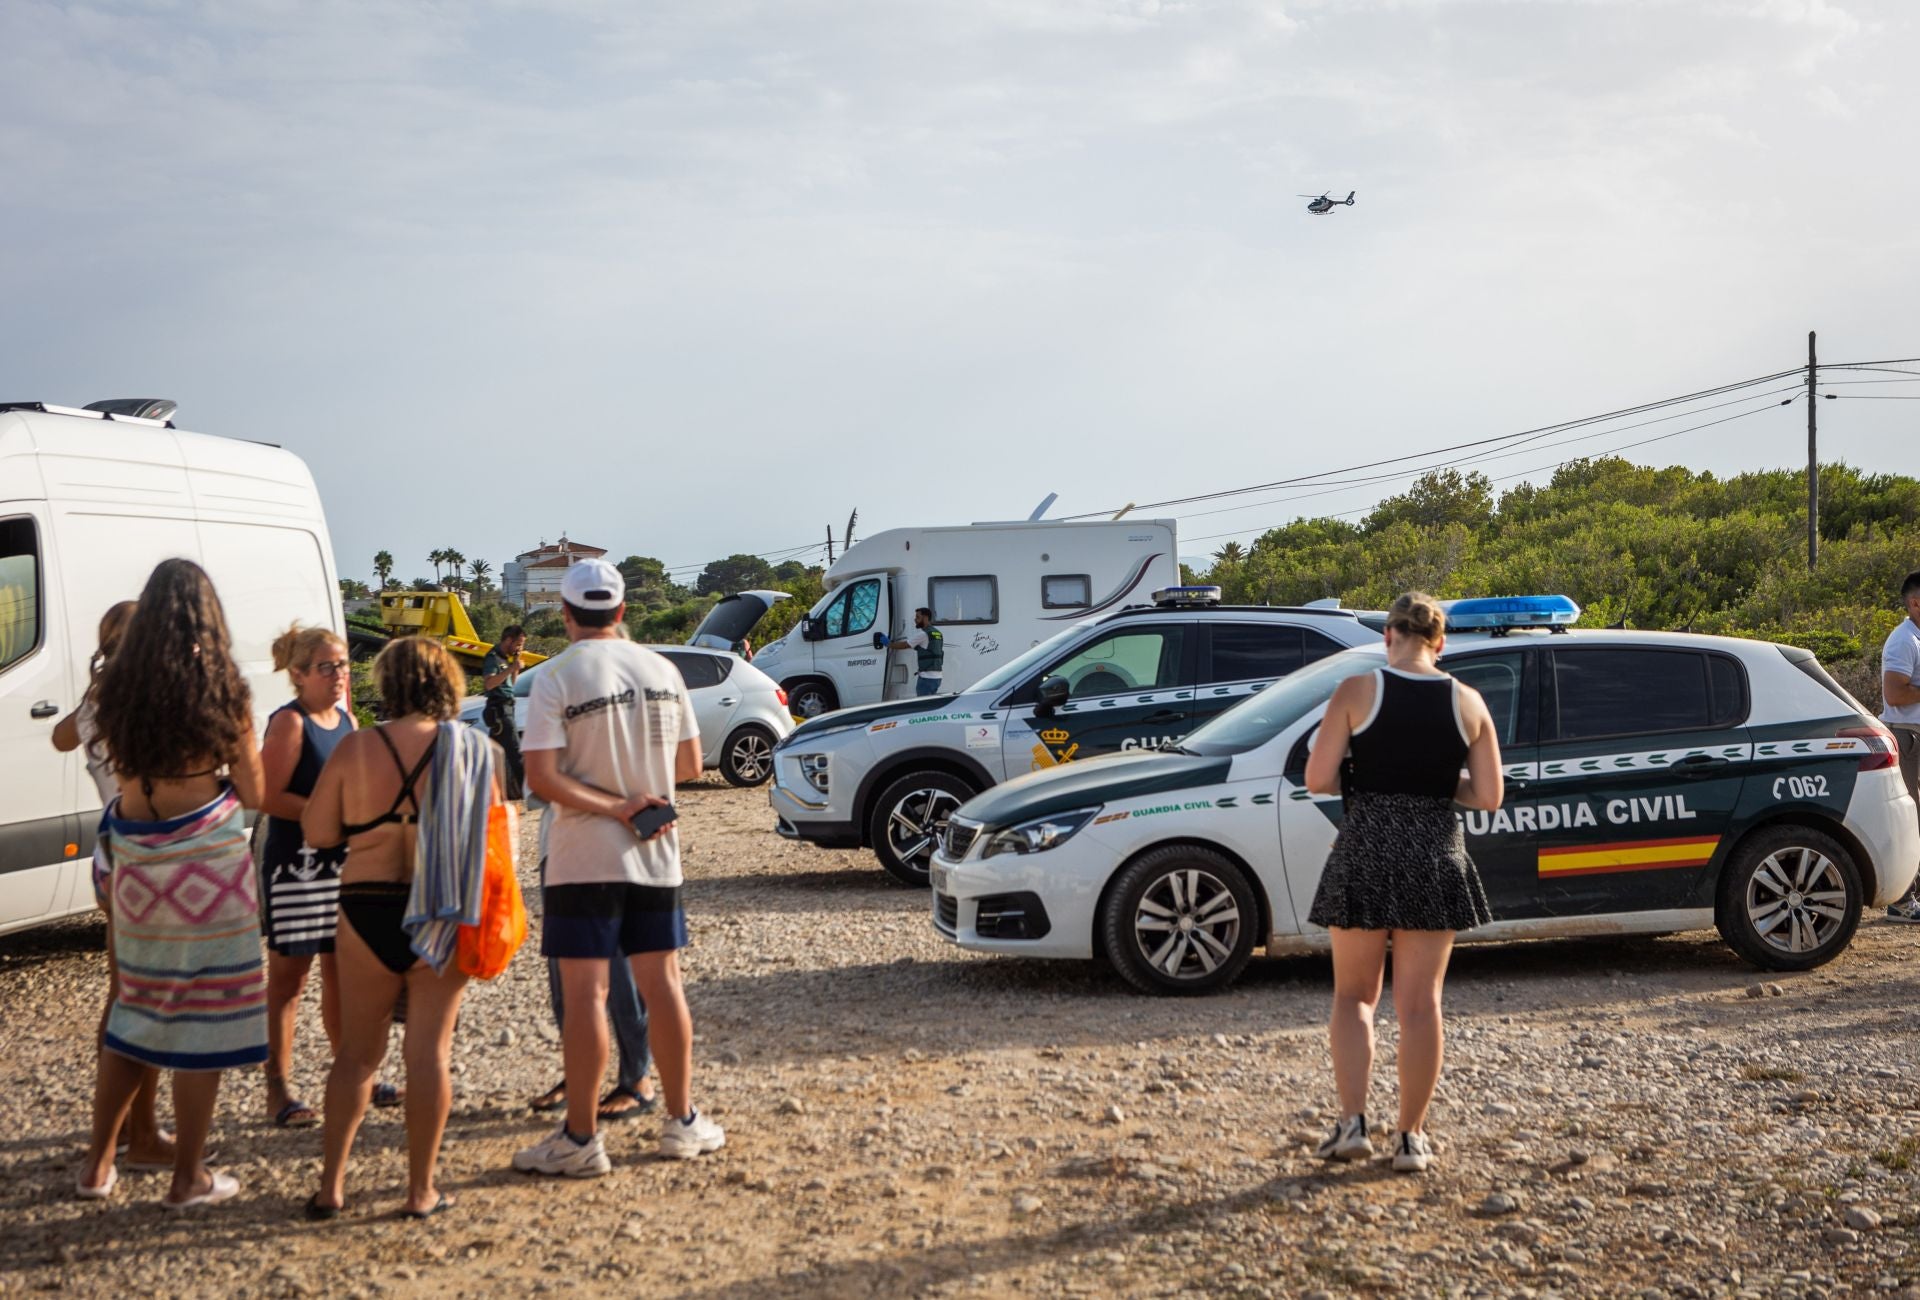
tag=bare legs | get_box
[1326,927,1455,1133]
[97,913,172,1164]
[82,1049,223,1202]
[631,952,693,1121]
[265,951,341,1117]
[315,919,465,1215]
[558,958,612,1140]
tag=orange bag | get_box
[457,801,526,979]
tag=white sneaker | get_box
[659,1110,726,1160]
[1391,1130,1434,1173]
[1314,1114,1372,1161]
[513,1125,611,1178]
[1886,899,1920,924]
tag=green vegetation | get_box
[1202,458,1919,708]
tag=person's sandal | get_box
[274,1100,319,1128]
[597,1083,660,1122]
[372,1083,404,1108]
[304,1193,341,1221]
[400,1192,454,1219]
[529,1081,567,1113]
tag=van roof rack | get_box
[0,401,176,429]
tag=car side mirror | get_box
[1035,676,1070,715]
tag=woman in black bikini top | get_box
[301,638,501,1221]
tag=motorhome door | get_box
[812,574,889,708]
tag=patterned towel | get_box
[100,787,269,1071]
[404,722,496,974]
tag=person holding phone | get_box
[512,559,723,1177]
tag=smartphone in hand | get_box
[628,802,678,840]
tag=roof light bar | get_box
[1152,585,1222,607]
[1444,594,1581,634]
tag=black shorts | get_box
[541,882,687,959]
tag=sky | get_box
[5,0,1918,586]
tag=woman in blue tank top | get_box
[258,626,355,1127]
[1304,592,1505,1174]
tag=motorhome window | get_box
[0,517,40,673]
[1206,625,1305,683]
[824,579,881,638]
[928,576,998,626]
[1043,628,1185,700]
[1041,575,1091,609]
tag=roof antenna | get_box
[1027,492,1059,522]
[1111,502,1136,520]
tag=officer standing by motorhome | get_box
[884,607,945,697]
[482,625,527,800]
[1881,572,1920,923]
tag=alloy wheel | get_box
[728,732,773,783]
[1132,868,1243,980]
[1744,845,1847,956]
[885,788,962,875]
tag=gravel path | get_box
[4,779,1920,1299]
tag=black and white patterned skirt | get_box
[1307,790,1493,933]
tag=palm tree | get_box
[468,557,492,593]
[427,549,445,583]
[1212,541,1246,570]
[443,549,466,591]
[373,550,393,592]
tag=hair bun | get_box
[1386,591,1446,646]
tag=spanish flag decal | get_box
[1537,835,1720,878]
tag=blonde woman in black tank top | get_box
[1303,592,1505,1173]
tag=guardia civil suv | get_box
[930,597,1920,993]
[769,589,1384,884]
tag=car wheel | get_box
[1101,845,1258,996]
[720,724,777,788]
[1715,824,1862,971]
[787,679,838,720]
[868,771,975,887]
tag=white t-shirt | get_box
[1883,619,1920,726]
[521,638,698,887]
[900,627,940,678]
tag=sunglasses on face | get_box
[309,661,351,676]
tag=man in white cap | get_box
[512,558,725,1175]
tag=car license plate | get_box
[930,865,950,894]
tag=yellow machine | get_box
[355,590,548,674]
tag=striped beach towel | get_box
[100,786,269,1071]
[403,722,496,974]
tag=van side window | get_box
[824,579,881,637]
[1552,648,1719,741]
[928,576,998,625]
[0,517,41,673]
[1041,575,1090,609]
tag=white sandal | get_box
[75,1166,118,1200]
[164,1171,240,1209]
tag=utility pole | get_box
[825,525,835,566]
[1806,330,1818,570]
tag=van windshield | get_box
[971,621,1100,697]
[1182,648,1382,756]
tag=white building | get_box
[501,535,609,611]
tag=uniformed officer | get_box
[885,607,945,696]
[1881,571,1920,923]
[481,624,527,799]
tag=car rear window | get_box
[1777,644,1870,717]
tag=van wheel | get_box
[1715,824,1862,971]
[787,679,838,720]
[869,771,974,887]
[719,724,777,787]
[1101,846,1258,996]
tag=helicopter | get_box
[1300,190,1356,215]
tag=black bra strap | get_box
[371,726,437,819]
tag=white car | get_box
[932,599,1920,994]
[461,645,794,786]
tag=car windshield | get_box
[1181,648,1382,756]
[969,620,1103,697]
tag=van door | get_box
[811,575,889,708]
[0,509,78,928]
[1000,623,1195,774]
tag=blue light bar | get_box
[1444,594,1581,631]
[1152,585,1222,607]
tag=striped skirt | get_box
[98,787,270,1071]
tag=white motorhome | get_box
[0,402,342,936]
[696,519,1179,718]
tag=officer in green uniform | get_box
[888,606,945,696]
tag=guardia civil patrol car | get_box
[769,589,1384,884]
[929,597,1920,994]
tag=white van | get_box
[697,519,1179,718]
[0,402,342,936]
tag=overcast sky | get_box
[5,0,1916,585]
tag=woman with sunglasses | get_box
[257,625,358,1127]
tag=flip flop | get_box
[75,1166,118,1200]
[529,1081,567,1113]
[274,1100,319,1129]
[304,1193,342,1221]
[372,1083,404,1109]
[597,1084,660,1122]
[401,1192,454,1220]
[164,1171,240,1210]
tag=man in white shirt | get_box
[1881,571,1920,923]
[511,559,725,1174]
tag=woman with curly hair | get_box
[304,637,503,1220]
[77,560,267,1208]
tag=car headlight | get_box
[982,808,1099,859]
[797,753,830,795]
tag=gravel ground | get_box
[4,778,1920,1299]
